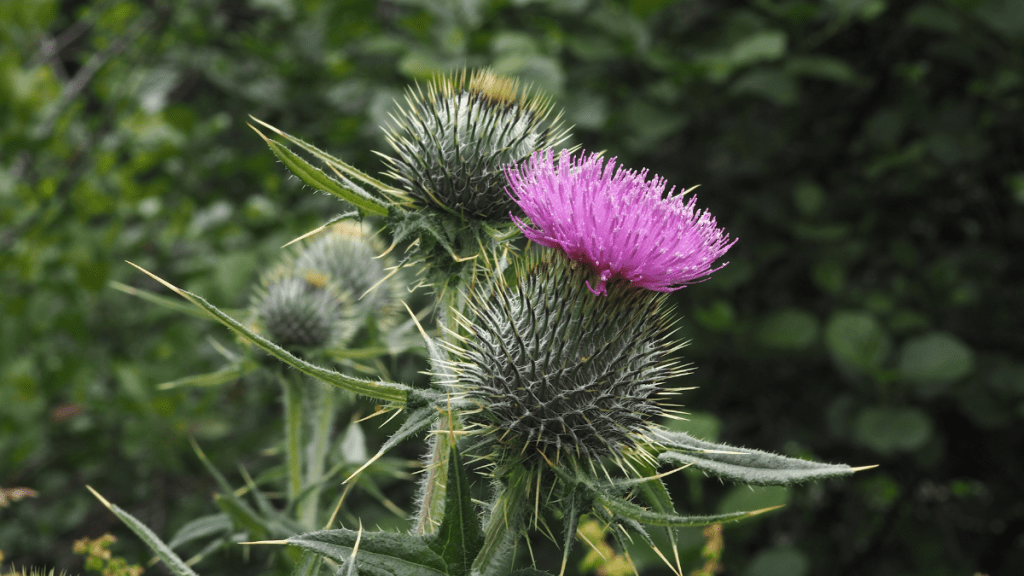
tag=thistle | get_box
[454,251,684,477]
[506,149,737,295]
[251,222,398,351]
[380,69,568,221]
[293,221,402,330]
[251,274,351,351]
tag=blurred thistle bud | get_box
[293,220,402,329]
[251,221,400,351]
[453,251,685,474]
[251,273,352,351]
[380,69,569,221]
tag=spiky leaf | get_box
[287,530,448,576]
[655,430,860,486]
[156,358,258,389]
[428,445,484,575]
[249,116,405,201]
[255,132,389,216]
[86,487,199,576]
[345,404,439,482]
[128,262,410,403]
[167,513,232,549]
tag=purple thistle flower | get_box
[505,149,737,296]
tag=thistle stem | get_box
[279,370,304,505]
[471,468,531,576]
[413,280,468,535]
[299,381,336,529]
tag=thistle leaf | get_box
[292,551,324,576]
[254,129,389,217]
[108,280,210,319]
[249,116,407,200]
[167,513,232,549]
[345,405,439,483]
[287,529,448,576]
[655,430,862,486]
[593,488,782,528]
[214,493,268,540]
[558,485,590,575]
[156,358,258,390]
[86,487,199,576]
[127,262,410,403]
[428,445,484,575]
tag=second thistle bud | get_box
[380,69,568,221]
[455,252,683,472]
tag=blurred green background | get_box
[2,0,1022,574]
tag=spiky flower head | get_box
[380,69,568,221]
[454,251,684,475]
[506,149,737,296]
[251,273,352,351]
[293,221,402,329]
[251,222,400,351]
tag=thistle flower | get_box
[380,69,568,221]
[453,251,684,475]
[506,150,737,295]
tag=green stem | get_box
[413,280,468,535]
[279,371,304,504]
[471,469,531,576]
[299,381,337,529]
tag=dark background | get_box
[2,0,1022,574]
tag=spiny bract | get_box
[453,251,685,473]
[380,69,568,221]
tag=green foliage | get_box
[72,534,143,576]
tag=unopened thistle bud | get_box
[251,222,399,351]
[454,252,683,472]
[380,69,568,221]
[293,221,401,328]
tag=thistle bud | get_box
[380,69,568,221]
[455,252,683,471]
[251,222,399,351]
[253,275,348,350]
[293,221,401,328]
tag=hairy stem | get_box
[280,371,304,504]
[413,280,469,535]
[471,468,531,576]
[300,381,336,529]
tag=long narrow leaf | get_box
[344,405,438,483]
[593,488,782,528]
[127,262,410,403]
[157,359,258,390]
[428,445,484,575]
[287,529,448,576]
[252,127,388,217]
[108,281,210,319]
[654,430,867,486]
[87,487,199,576]
[249,116,407,200]
[167,513,232,549]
